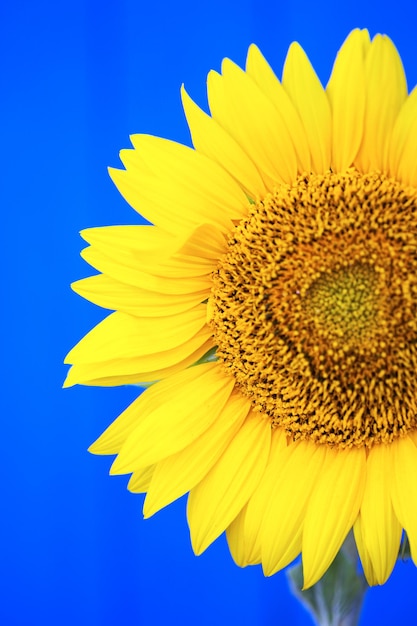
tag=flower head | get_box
[65,30,417,588]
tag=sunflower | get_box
[65,29,417,588]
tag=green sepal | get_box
[191,346,218,367]
[131,346,218,390]
[132,380,158,389]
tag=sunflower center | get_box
[304,263,380,343]
[209,170,417,449]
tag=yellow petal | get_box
[261,438,326,576]
[81,245,212,294]
[143,391,251,517]
[326,29,370,172]
[108,168,191,238]
[129,135,248,220]
[176,223,227,261]
[89,389,150,456]
[353,514,378,586]
[390,435,417,563]
[82,223,225,277]
[87,358,218,455]
[391,86,417,186]
[355,34,407,173]
[63,334,214,388]
[187,413,271,555]
[302,446,366,588]
[109,135,248,234]
[72,274,208,318]
[202,68,271,192]
[245,44,311,173]
[207,61,297,186]
[127,465,155,493]
[80,225,178,263]
[409,431,417,447]
[82,224,221,275]
[110,363,235,472]
[84,229,217,277]
[181,86,266,199]
[225,503,253,567]
[65,306,207,364]
[359,444,402,584]
[227,427,288,567]
[282,42,331,173]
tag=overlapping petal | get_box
[245,44,311,174]
[302,446,366,588]
[64,305,214,388]
[326,29,370,171]
[390,436,417,563]
[81,245,212,294]
[181,86,266,199]
[261,437,327,578]
[72,275,208,317]
[354,34,407,173]
[357,444,402,584]
[282,42,331,173]
[143,391,251,517]
[353,514,378,586]
[226,428,288,567]
[187,412,271,555]
[207,61,298,187]
[128,466,155,493]
[105,363,235,471]
[390,86,417,186]
[110,135,248,236]
[64,333,214,387]
[65,306,207,363]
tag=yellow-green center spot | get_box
[305,263,380,343]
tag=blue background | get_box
[2,1,417,624]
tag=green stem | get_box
[287,534,368,626]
